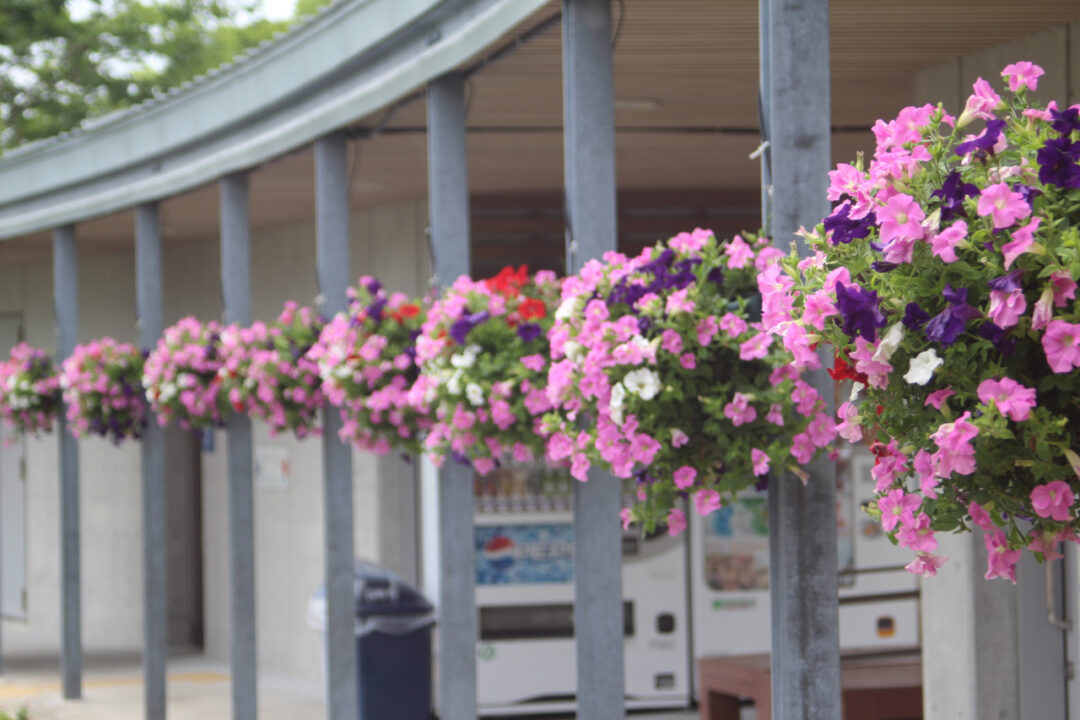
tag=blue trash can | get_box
[309,561,435,720]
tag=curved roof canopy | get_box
[0,0,548,240]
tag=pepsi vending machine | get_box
[472,465,691,716]
[689,444,920,675]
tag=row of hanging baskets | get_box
[2,61,1077,582]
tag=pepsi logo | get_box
[483,535,515,570]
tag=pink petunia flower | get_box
[680,353,697,370]
[739,332,773,361]
[967,501,995,531]
[984,529,1021,583]
[877,488,921,533]
[724,235,755,269]
[877,193,926,245]
[1001,217,1040,270]
[1042,319,1080,373]
[1031,480,1075,522]
[928,221,967,264]
[751,448,770,476]
[1051,271,1078,308]
[670,428,689,447]
[905,553,947,577]
[667,508,688,537]
[958,77,1003,127]
[977,182,1031,230]
[977,377,1037,422]
[765,403,785,427]
[697,316,719,346]
[673,466,698,490]
[896,513,938,553]
[719,312,748,338]
[835,401,862,443]
[924,387,955,410]
[694,488,722,516]
[987,288,1026,329]
[661,329,683,355]
[931,412,979,479]
[723,393,758,426]
[1001,61,1044,93]
[789,432,814,464]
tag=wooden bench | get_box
[698,650,923,720]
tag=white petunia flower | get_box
[447,369,464,396]
[555,296,582,321]
[564,341,585,361]
[609,382,626,425]
[623,368,661,401]
[872,323,904,364]
[904,349,943,385]
[466,382,485,407]
[849,382,864,402]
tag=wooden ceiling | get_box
[5,0,1080,268]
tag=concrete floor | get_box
[0,651,702,720]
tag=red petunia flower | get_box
[518,297,547,321]
[392,303,420,323]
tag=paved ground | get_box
[0,652,703,720]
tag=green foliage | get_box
[0,0,328,152]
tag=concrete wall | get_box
[0,198,431,684]
[914,22,1080,108]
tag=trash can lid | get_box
[309,560,434,625]
[352,561,434,619]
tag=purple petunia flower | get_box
[449,310,489,345]
[987,269,1025,293]
[835,282,887,341]
[1037,136,1080,189]
[978,321,1016,357]
[707,267,725,286]
[871,261,899,273]
[954,118,1006,157]
[516,322,542,342]
[926,284,981,346]
[902,302,931,330]
[1050,106,1080,135]
[931,171,979,223]
[824,202,876,245]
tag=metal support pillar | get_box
[53,226,81,698]
[220,173,256,720]
[136,203,167,720]
[562,1,624,717]
[314,131,359,720]
[760,1,841,719]
[426,73,476,720]
[53,225,82,700]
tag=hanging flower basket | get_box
[308,277,429,454]
[60,338,146,443]
[417,265,560,475]
[0,343,61,437]
[143,317,229,431]
[544,231,834,534]
[219,302,325,439]
[771,62,1080,580]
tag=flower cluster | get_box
[0,343,61,436]
[60,338,146,443]
[544,230,834,533]
[308,277,429,454]
[143,317,229,431]
[219,303,325,439]
[417,265,560,475]
[776,62,1080,581]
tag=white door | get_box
[0,316,27,619]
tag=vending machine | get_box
[472,465,692,716]
[689,444,920,670]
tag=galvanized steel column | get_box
[53,224,81,700]
[426,73,476,720]
[761,1,842,718]
[562,1,624,718]
[136,203,167,720]
[220,173,256,720]
[314,131,359,720]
